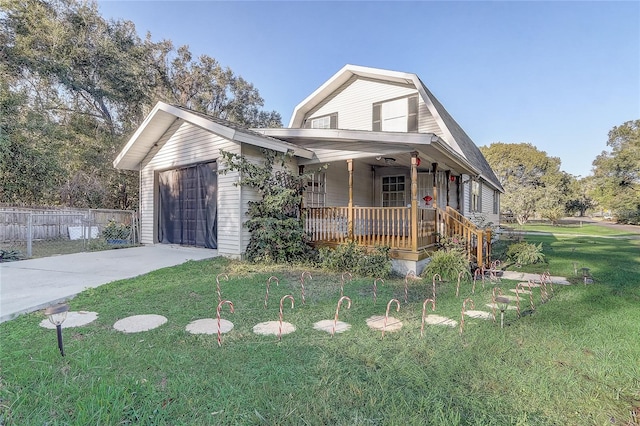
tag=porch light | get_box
[495,296,509,329]
[384,157,396,165]
[44,303,69,356]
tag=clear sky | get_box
[97,1,640,178]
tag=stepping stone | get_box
[464,310,493,320]
[520,282,541,288]
[422,314,457,327]
[113,314,167,333]
[313,320,351,334]
[39,311,98,329]
[253,321,295,336]
[509,288,532,295]
[366,315,403,332]
[186,318,233,335]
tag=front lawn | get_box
[1,235,639,425]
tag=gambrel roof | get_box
[287,64,503,192]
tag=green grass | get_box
[503,222,638,238]
[1,236,639,425]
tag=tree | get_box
[565,176,595,217]
[480,143,569,225]
[219,148,318,263]
[591,120,640,223]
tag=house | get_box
[114,64,504,274]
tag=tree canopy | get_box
[0,0,282,209]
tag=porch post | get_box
[347,159,354,241]
[445,170,451,207]
[431,162,438,208]
[411,152,419,252]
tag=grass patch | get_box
[504,222,637,238]
[1,236,640,425]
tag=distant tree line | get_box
[0,0,282,209]
[481,119,640,225]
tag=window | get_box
[471,180,482,212]
[492,190,499,215]
[382,176,406,207]
[305,172,326,207]
[373,96,418,132]
[305,113,337,129]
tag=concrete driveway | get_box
[0,245,217,323]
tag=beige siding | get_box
[139,121,243,256]
[305,77,440,134]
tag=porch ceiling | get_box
[253,128,479,175]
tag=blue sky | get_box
[97,1,639,178]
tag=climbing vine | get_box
[219,148,321,263]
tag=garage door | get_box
[158,162,217,248]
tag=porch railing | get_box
[304,207,436,251]
[436,206,491,266]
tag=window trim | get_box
[381,175,407,207]
[372,95,419,133]
[305,112,338,129]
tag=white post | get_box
[26,212,33,258]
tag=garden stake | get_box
[340,272,352,298]
[573,262,578,276]
[543,270,554,295]
[300,271,312,304]
[491,287,504,322]
[264,276,279,309]
[480,266,486,288]
[215,273,229,304]
[490,260,501,282]
[460,298,474,335]
[332,296,352,337]
[526,280,536,310]
[373,278,384,304]
[515,287,521,318]
[278,295,295,342]
[456,271,464,297]
[404,270,416,303]
[432,273,442,301]
[420,298,436,338]
[517,282,534,312]
[382,298,401,338]
[216,300,234,347]
[472,268,481,294]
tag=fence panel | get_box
[0,208,138,261]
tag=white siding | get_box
[139,121,243,256]
[459,175,499,227]
[324,160,373,206]
[305,77,441,134]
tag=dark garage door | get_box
[158,162,217,248]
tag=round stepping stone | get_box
[113,314,167,333]
[253,321,295,336]
[313,319,351,334]
[365,315,403,332]
[423,314,457,327]
[185,318,233,335]
[464,310,493,320]
[39,311,99,329]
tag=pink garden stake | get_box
[279,295,295,341]
[456,270,465,297]
[491,287,504,322]
[514,286,521,318]
[382,298,401,338]
[265,276,279,309]
[332,296,352,337]
[420,298,436,338]
[404,271,416,303]
[432,273,442,301]
[340,272,352,298]
[300,271,312,304]
[472,268,482,294]
[216,300,234,347]
[215,273,229,304]
[373,278,384,304]
[460,298,474,335]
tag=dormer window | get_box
[373,95,418,132]
[305,113,337,129]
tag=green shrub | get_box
[421,248,471,282]
[318,242,391,277]
[507,242,545,265]
[0,249,24,262]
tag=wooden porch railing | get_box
[436,206,491,266]
[304,207,436,251]
[304,205,491,265]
